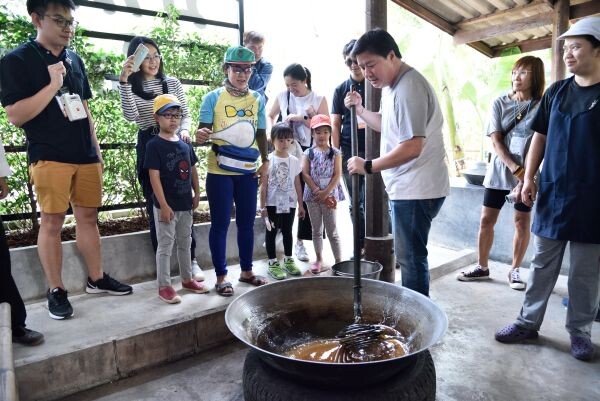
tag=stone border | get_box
[15,307,233,401]
[0,303,18,401]
[11,218,267,303]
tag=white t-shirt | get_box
[0,138,12,177]
[277,90,324,147]
[380,68,449,200]
[266,153,303,212]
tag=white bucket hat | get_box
[558,16,600,42]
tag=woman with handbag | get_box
[268,63,329,262]
[195,46,270,296]
[457,56,545,290]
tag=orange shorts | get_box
[29,161,102,214]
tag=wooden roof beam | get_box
[454,12,553,45]
[467,41,495,58]
[391,0,457,35]
[491,35,552,57]
[570,2,600,19]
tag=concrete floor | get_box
[60,261,600,401]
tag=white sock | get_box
[268,258,278,265]
[284,256,293,262]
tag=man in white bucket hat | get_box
[495,15,600,361]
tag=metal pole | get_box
[364,0,395,283]
[238,0,245,45]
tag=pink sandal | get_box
[310,262,322,275]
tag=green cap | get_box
[224,46,255,64]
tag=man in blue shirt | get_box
[495,16,600,361]
[244,31,273,104]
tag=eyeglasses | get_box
[159,113,182,120]
[345,58,358,67]
[511,70,531,78]
[229,65,253,75]
[39,13,78,29]
[144,54,162,62]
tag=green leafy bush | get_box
[0,5,226,227]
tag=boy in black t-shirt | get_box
[144,94,207,303]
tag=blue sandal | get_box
[495,324,538,343]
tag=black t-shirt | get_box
[531,76,600,135]
[0,39,97,164]
[331,76,366,154]
[143,136,198,211]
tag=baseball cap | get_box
[153,94,181,114]
[224,46,255,64]
[558,16,600,42]
[310,114,332,129]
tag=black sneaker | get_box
[86,273,133,295]
[47,287,74,320]
[13,326,44,346]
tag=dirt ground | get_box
[6,211,213,248]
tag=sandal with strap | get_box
[239,275,268,286]
[215,281,234,297]
[495,324,538,343]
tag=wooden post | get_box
[364,0,395,283]
[551,0,569,82]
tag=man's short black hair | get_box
[351,28,402,59]
[342,39,356,57]
[27,0,76,15]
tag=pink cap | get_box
[310,114,332,129]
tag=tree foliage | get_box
[0,5,226,225]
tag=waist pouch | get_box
[212,144,259,174]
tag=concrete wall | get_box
[0,303,18,401]
[429,178,570,271]
[11,218,267,302]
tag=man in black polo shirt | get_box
[0,0,132,321]
[331,39,366,254]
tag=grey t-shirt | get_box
[483,94,539,190]
[380,68,449,199]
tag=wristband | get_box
[364,160,373,174]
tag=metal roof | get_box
[392,0,600,57]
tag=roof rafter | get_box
[454,12,553,45]
[391,0,457,34]
[491,35,552,57]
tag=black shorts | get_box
[483,188,532,212]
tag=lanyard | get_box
[28,41,74,95]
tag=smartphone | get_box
[131,43,149,72]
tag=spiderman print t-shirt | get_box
[144,136,198,211]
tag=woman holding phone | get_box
[118,36,204,281]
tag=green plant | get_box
[0,6,226,228]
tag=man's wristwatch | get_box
[364,160,373,174]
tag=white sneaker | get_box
[191,259,205,282]
[508,268,525,290]
[295,242,309,262]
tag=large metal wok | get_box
[225,276,447,387]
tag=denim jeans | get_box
[206,173,258,277]
[390,197,445,296]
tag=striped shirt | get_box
[118,76,191,132]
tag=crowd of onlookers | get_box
[0,0,598,363]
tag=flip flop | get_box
[215,281,234,297]
[239,275,268,286]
